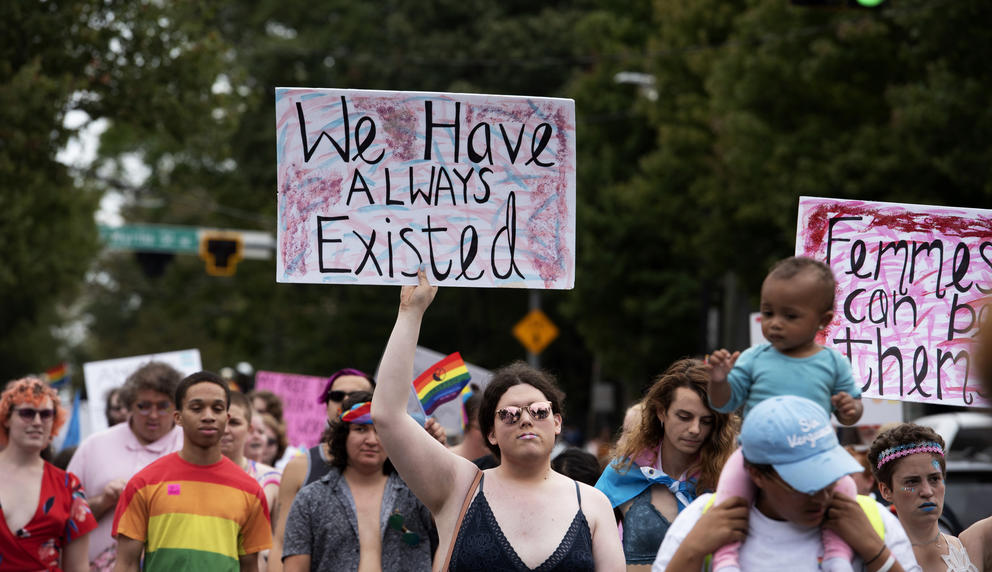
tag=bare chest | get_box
[0,469,43,534]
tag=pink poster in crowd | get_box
[275,88,576,289]
[797,197,992,407]
[254,370,328,448]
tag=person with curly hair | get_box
[869,423,992,571]
[595,358,738,568]
[0,377,97,571]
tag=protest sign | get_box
[797,197,991,407]
[275,88,576,289]
[83,349,202,436]
[254,370,329,448]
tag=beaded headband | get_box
[876,441,943,470]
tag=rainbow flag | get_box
[44,363,69,388]
[341,401,372,424]
[414,352,471,415]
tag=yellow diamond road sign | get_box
[513,309,559,355]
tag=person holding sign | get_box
[707,256,866,572]
[868,423,992,571]
[370,269,624,571]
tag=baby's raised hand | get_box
[706,349,740,383]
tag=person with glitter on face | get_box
[0,377,98,572]
[869,424,992,571]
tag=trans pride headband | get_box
[876,441,944,470]
[340,401,372,424]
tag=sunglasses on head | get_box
[388,511,421,546]
[14,407,55,421]
[134,400,172,415]
[496,401,553,425]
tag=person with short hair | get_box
[282,392,436,571]
[67,361,184,569]
[0,377,98,571]
[653,395,920,571]
[113,371,271,572]
[259,413,287,468]
[868,423,992,571]
[371,270,625,571]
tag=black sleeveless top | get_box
[303,444,332,486]
[448,474,595,571]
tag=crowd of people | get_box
[2,255,991,571]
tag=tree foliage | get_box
[9,0,992,430]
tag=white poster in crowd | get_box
[797,197,991,408]
[275,87,577,289]
[83,349,202,436]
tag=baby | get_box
[708,256,864,572]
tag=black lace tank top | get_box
[447,474,595,571]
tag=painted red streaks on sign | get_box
[798,197,992,408]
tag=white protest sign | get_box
[275,88,576,289]
[82,349,202,436]
[797,197,991,407]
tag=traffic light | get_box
[199,233,243,276]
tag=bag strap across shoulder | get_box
[441,469,483,571]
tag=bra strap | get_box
[574,479,582,507]
[442,469,483,571]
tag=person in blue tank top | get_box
[371,269,625,571]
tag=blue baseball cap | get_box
[740,395,862,494]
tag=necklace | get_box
[911,530,941,547]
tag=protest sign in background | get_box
[275,88,576,289]
[254,370,329,448]
[82,349,202,437]
[797,197,991,407]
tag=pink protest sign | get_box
[797,197,992,407]
[275,88,576,289]
[254,370,329,448]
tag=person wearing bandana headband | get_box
[869,423,992,572]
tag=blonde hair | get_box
[0,377,67,446]
[611,359,738,492]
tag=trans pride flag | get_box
[414,353,471,415]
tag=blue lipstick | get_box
[919,502,937,512]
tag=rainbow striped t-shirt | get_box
[113,453,271,571]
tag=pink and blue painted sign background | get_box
[254,370,328,448]
[275,88,576,289]
[797,197,991,407]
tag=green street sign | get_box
[99,224,199,254]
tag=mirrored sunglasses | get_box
[496,401,553,425]
[388,511,421,546]
[15,407,55,421]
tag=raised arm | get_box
[706,349,739,409]
[370,269,477,514]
